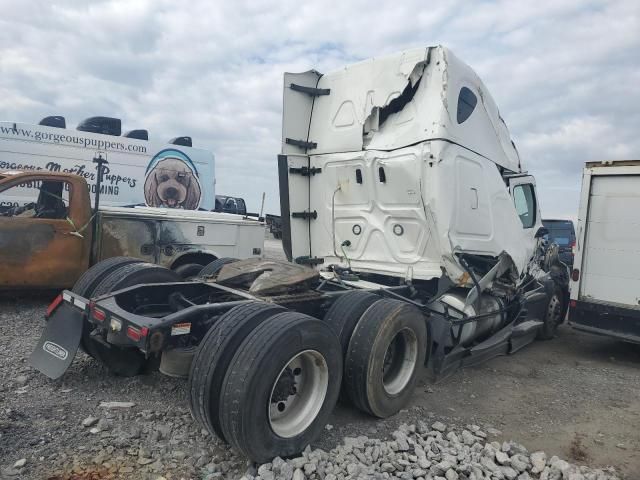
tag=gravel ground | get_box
[0,238,638,479]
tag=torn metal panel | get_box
[216,258,319,295]
[283,46,522,173]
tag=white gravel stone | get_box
[99,401,136,409]
[501,466,519,480]
[511,454,530,472]
[432,421,447,432]
[461,430,476,445]
[81,416,98,427]
[445,468,459,480]
[381,462,395,472]
[246,424,620,480]
[568,474,586,480]
[496,450,510,465]
[530,451,547,473]
[303,463,316,475]
[549,455,570,473]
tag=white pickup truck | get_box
[0,170,264,289]
[569,160,640,343]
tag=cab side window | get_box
[457,87,478,124]
[513,184,536,228]
[225,198,238,214]
[236,198,246,214]
[0,180,70,219]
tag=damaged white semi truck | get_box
[31,46,568,462]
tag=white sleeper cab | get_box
[32,46,569,463]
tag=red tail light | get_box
[46,294,63,317]
[127,326,142,342]
[127,326,149,342]
[570,300,577,308]
[571,269,580,281]
[92,306,106,322]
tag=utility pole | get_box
[259,192,266,220]
[90,152,108,265]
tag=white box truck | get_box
[0,115,215,210]
[569,160,640,343]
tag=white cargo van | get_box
[569,160,640,343]
[0,116,215,210]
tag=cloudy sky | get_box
[0,0,638,216]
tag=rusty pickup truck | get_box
[0,170,265,289]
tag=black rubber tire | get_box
[72,257,143,298]
[323,291,380,355]
[198,257,238,278]
[537,285,564,340]
[344,298,427,418]
[92,262,181,297]
[219,312,342,463]
[88,263,182,376]
[173,263,204,280]
[72,257,144,357]
[188,302,286,441]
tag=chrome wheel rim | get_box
[382,328,418,395]
[547,294,562,326]
[268,349,328,438]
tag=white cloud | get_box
[0,0,638,217]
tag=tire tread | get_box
[219,312,340,461]
[188,302,285,440]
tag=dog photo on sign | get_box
[144,151,202,209]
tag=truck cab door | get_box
[508,175,543,252]
[0,176,90,289]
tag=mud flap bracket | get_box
[295,256,325,266]
[285,138,318,150]
[291,210,317,220]
[289,166,322,176]
[289,83,330,96]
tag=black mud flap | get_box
[29,303,83,379]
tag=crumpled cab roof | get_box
[282,45,522,173]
